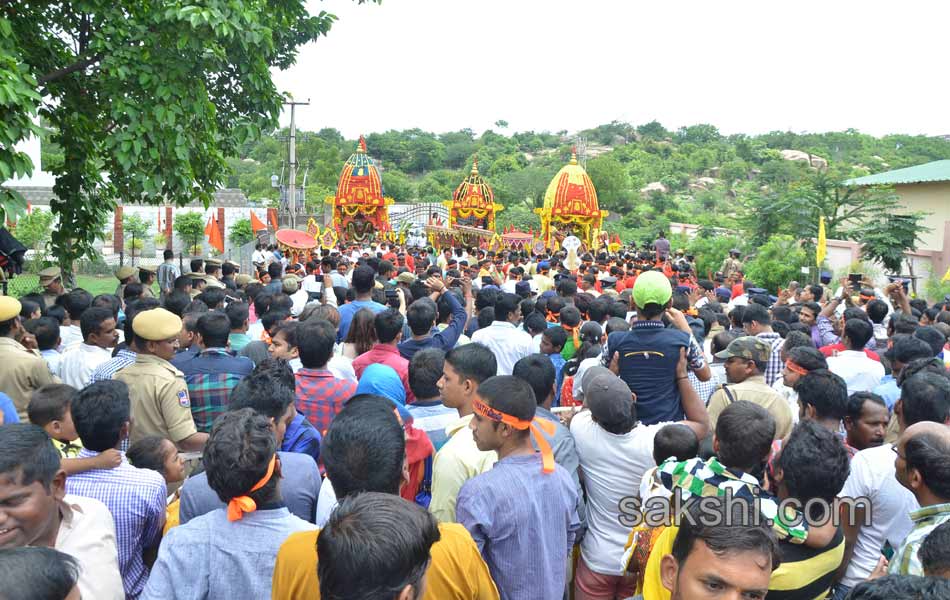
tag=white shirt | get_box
[57,495,124,600]
[838,443,918,586]
[58,343,113,389]
[571,411,669,576]
[771,376,800,425]
[289,289,309,317]
[471,321,533,376]
[314,478,338,528]
[827,350,886,395]
[251,250,265,265]
[59,324,82,351]
[500,280,518,294]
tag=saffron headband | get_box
[227,453,277,522]
[785,360,809,376]
[472,396,557,473]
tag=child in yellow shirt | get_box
[28,384,120,473]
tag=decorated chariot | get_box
[426,158,502,249]
[325,136,393,244]
[534,148,607,251]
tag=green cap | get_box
[714,336,772,363]
[632,270,672,308]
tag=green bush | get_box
[174,212,206,252]
[744,235,809,293]
[229,217,255,246]
[686,231,745,279]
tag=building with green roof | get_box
[845,160,950,286]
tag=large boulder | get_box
[640,181,668,196]
[780,149,828,169]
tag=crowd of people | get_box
[1,236,950,600]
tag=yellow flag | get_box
[816,216,827,267]
[942,265,950,284]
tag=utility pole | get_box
[284,99,309,229]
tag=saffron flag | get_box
[942,265,950,284]
[816,216,826,267]
[207,214,225,253]
[250,210,267,232]
[204,216,214,237]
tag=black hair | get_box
[796,369,848,420]
[70,380,130,452]
[607,301,628,320]
[865,299,888,324]
[374,309,405,344]
[711,330,737,356]
[477,375,536,433]
[173,275,193,292]
[195,311,231,348]
[190,258,204,273]
[163,290,191,317]
[317,492,440,600]
[406,297,437,336]
[523,311,547,336]
[0,423,61,490]
[196,288,225,310]
[846,392,887,422]
[512,354,556,407]
[408,348,445,400]
[0,547,81,600]
[444,343,497,386]
[266,261,282,280]
[494,292,521,322]
[741,303,771,326]
[224,302,250,331]
[127,435,173,474]
[776,420,850,520]
[251,357,296,392]
[473,306,493,329]
[786,346,827,371]
[27,384,75,428]
[542,325,567,351]
[671,495,780,570]
[270,320,299,350]
[564,321,604,378]
[782,331,813,354]
[260,309,290,335]
[322,394,405,499]
[919,521,950,576]
[17,300,38,320]
[771,305,794,324]
[123,282,144,302]
[351,265,376,294]
[297,319,336,369]
[715,400,776,473]
[204,408,278,504]
[653,423,699,465]
[559,305,581,328]
[44,304,66,326]
[914,326,947,357]
[28,316,61,351]
[228,371,295,422]
[556,279,577,298]
[843,318,873,350]
[605,316,631,335]
[62,288,92,321]
[901,372,950,426]
[892,312,920,335]
[806,285,823,301]
[905,430,950,499]
[847,575,950,599]
[545,295,565,316]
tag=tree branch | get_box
[38,53,101,85]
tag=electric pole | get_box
[284,99,309,229]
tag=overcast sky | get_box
[271,0,950,139]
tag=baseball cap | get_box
[714,336,772,362]
[576,364,612,402]
[396,272,416,285]
[586,373,635,429]
[632,270,672,308]
[515,281,534,297]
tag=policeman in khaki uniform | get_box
[0,296,59,420]
[705,336,793,440]
[718,248,744,280]
[39,266,68,310]
[138,265,158,299]
[115,265,137,298]
[113,308,208,452]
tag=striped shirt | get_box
[65,449,167,599]
[768,527,845,600]
[756,331,785,386]
[889,502,950,576]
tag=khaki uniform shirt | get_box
[41,291,61,310]
[0,337,59,420]
[707,374,793,440]
[719,257,743,278]
[114,353,197,445]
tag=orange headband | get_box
[472,397,557,473]
[785,360,809,376]
[562,323,581,350]
[227,454,277,522]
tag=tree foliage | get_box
[3,0,376,271]
[14,210,55,251]
[228,217,255,246]
[173,212,206,250]
[860,212,930,273]
[744,235,809,293]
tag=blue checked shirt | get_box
[90,348,138,383]
[756,331,785,387]
[65,449,167,599]
[172,348,254,433]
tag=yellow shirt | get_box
[52,438,84,458]
[641,525,677,600]
[429,414,497,523]
[271,522,499,600]
[114,354,197,444]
